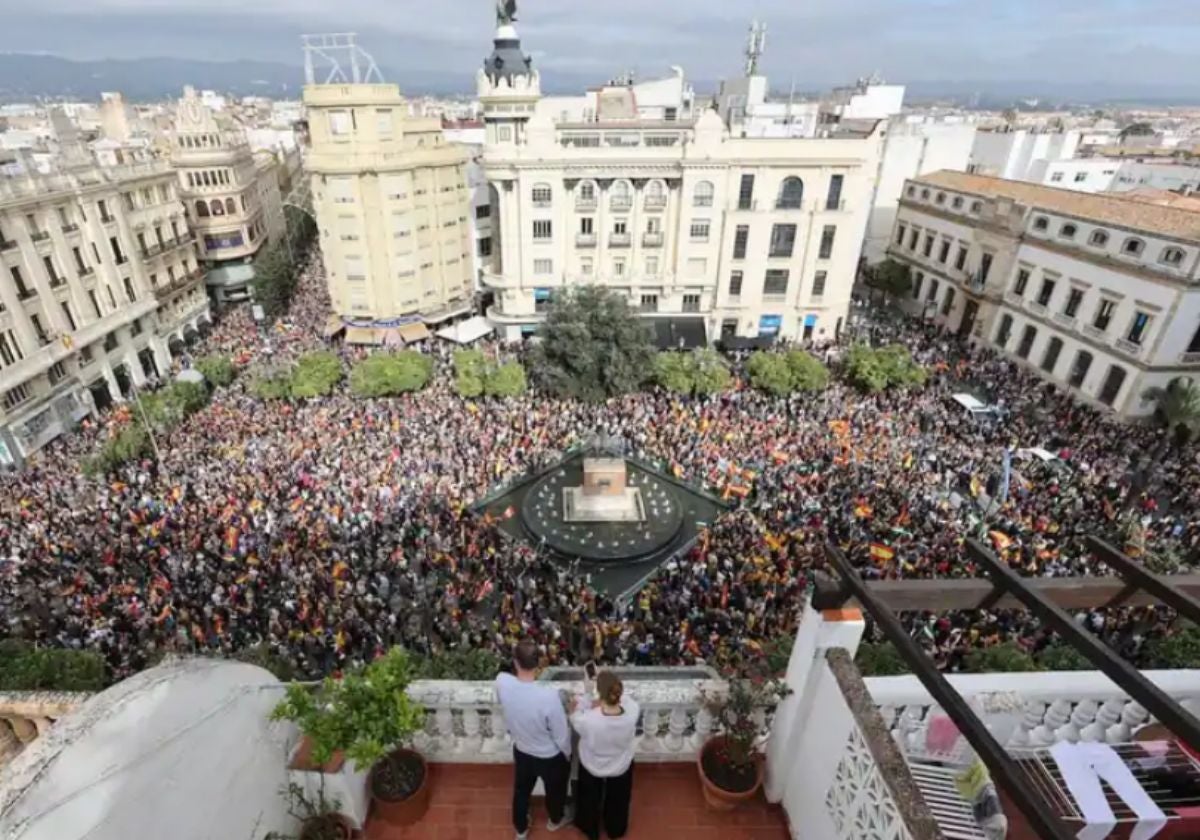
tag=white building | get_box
[1039,158,1200,196]
[477,21,884,344]
[968,128,1081,182]
[443,122,492,292]
[887,170,1200,417]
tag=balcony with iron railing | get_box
[1115,337,1144,357]
[1053,312,1077,329]
[61,224,79,235]
[574,196,598,211]
[610,198,634,212]
[642,231,664,248]
[610,232,632,248]
[29,231,50,243]
[644,195,667,210]
[1083,322,1108,340]
[575,233,597,248]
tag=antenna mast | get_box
[744,20,767,77]
[301,33,384,85]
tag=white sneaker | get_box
[547,808,573,832]
[516,831,529,840]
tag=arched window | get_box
[1033,216,1049,231]
[1089,230,1109,247]
[970,201,983,213]
[777,177,805,209]
[577,180,596,203]
[952,196,964,209]
[906,186,916,197]
[210,199,225,216]
[1059,223,1077,239]
[935,192,946,205]
[1123,237,1145,256]
[692,180,714,208]
[920,188,931,199]
[644,180,666,208]
[195,200,209,218]
[531,183,552,205]
[1161,246,1186,266]
[225,198,237,215]
[611,180,633,209]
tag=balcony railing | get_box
[1053,312,1077,329]
[609,232,632,248]
[574,197,597,211]
[79,266,94,277]
[575,233,597,248]
[1028,300,1047,315]
[0,239,16,251]
[30,231,50,243]
[1115,337,1144,357]
[1180,351,1200,364]
[644,195,667,210]
[61,224,79,234]
[610,198,633,211]
[1083,323,1107,340]
[643,232,664,248]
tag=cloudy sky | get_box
[2,0,1198,95]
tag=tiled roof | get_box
[911,170,1200,242]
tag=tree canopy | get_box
[453,350,527,398]
[844,344,926,392]
[530,286,655,401]
[653,348,731,396]
[746,350,829,395]
[866,259,913,298]
[1142,377,1200,444]
[195,355,236,388]
[350,352,433,397]
[289,351,343,399]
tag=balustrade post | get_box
[0,720,20,762]
[7,717,37,744]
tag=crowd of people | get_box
[2,251,1197,684]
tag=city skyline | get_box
[2,0,1200,100]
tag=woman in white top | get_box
[571,671,639,840]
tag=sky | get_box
[2,0,1199,96]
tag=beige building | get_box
[477,22,884,344]
[888,170,1200,416]
[170,88,285,306]
[303,83,475,333]
[0,160,209,465]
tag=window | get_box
[88,290,101,318]
[130,318,142,337]
[1098,365,1127,406]
[818,226,836,259]
[60,301,77,331]
[995,314,1013,347]
[30,314,49,345]
[225,198,236,215]
[328,110,353,136]
[1064,288,1084,317]
[935,192,946,205]
[955,246,968,271]
[1037,278,1056,307]
[376,109,393,136]
[826,175,844,210]
[1033,217,1049,231]
[1127,311,1152,345]
[921,189,930,200]
[646,217,662,234]
[938,240,950,264]
[970,201,982,213]
[580,217,594,235]
[1051,172,1065,183]
[1074,171,1088,183]
[475,204,491,219]
[1094,298,1116,331]
[3,384,31,411]
[733,225,749,260]
[578,181,596,203]
[79,344,94,365]
[763,269,789,296]
[1041,337,1063,373]
[580,257,593,275]
[690,220,711,241]
[777,177,804,209]
[737,174,755,210]
[692,181,714,208]
[1089,230,1109,247]
[952,197,964,209]
[613,259,626,276]
[533,259,553,275]
[768,224,797,258]
[927,279,939,301]
[923,234,934,258]
[1069,351,1093,388]
[941,286,956,316]
[682,294,702,313]
[210,199,224,216]
[98,200,111,222]
[613,220,628,235]
[1161,247,1186,266]
[533,220,553,240]
[0,330,24,366]
[644,180,666,207]
[908,229,919,250]
[497,126,512,142]
[43,256,62,286]
[123,277,136,302]
[11,266,33,299]
[912,272,924,300]
[728,271,743,297]
[812,271,827,298]
[640,294,658,312]
[532,183,552,205]
[980,253,993,282]
[1016,325,1037,359]
[896,225,907,245]
[1060,223,1077,239]
[610,181,632,209]
[107,286,116,309]
[645,256,659,275]
[1123,238,1145,256]
[195,200,210,218]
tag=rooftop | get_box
[912,169,1200,241]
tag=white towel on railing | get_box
[1050,741,1166,840]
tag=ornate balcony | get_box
[575,233,597,248]
[609,232,632,248]
[642,232,664,248]
[1053,312,1077,329]
[1115,337,1144,357]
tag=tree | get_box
[485,361,527,397]
[195,355,236,388]
[784,350,831,392]
[692,348,732,396]
[1146,622,1200,669]
[250,241,296,320]
[1119,121,1154,142]
[251,368,293,401]
[964,642,1039,673]
[746,352,794,396]
[531,286,655,401]
[1036,642,1091,671]
[289,351,343,399]
[0,639,109,691]
[1143,377,1200,445]
[350,352,432,397]
[866,259,912,300]
[844,344,926,392]
[855,642,908,676]
[141,381,208,430]
[654,352,694,394]
[453,349,487,398]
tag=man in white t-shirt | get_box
[495,638,572,840]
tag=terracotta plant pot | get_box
[368,748,431,827]
[299,813,354,840]
[697,735,764,811]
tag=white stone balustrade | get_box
[0,691,91,769]
[406,676,724,763]
[865,670,1200,753]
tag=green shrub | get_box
[195,355,236,388]
[855,641,908,676]
[290,351,343,399]
[1146,622,1200,669]
[784,350,830,392]
[413,649,503,680]
[746,350,828,395]
[83,424,150,476]
[251,369,293,401]
[140,381,209,429]
[654,352,694,394]
[350,352,433,397]
[453,351,527,399]
[655,349,731,396]
[485,361,527,397]
[964,642,1039,673]
[845,344,926,392]
[1036,642,1091,671]
[0,639,108,691]
[453,349,486,398]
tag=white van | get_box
[951,393,1000,423]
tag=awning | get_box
[345,327,384,346]
[323,316,346,339]
[398,322,432,344]
[651,318,707,350]
[436,315,494,345]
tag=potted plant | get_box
[276,781,354,840]
[698,669,789,810]
[271,648,430,827]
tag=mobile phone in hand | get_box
[584,660,598,681]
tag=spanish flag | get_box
[854,502,873,519]
[869,543,895,564]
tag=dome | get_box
[0,659,294,840]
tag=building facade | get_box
[303,83,475,329]
[968,129,1081,183]
[477,23,884,344]
[0,161,209,465]
[171,88,285,306]
[887,170,1200,417]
